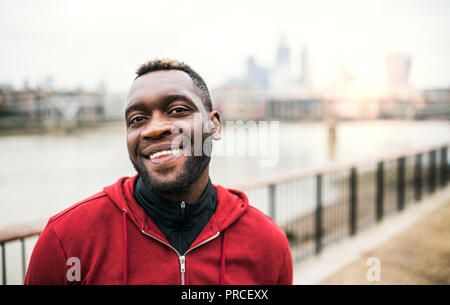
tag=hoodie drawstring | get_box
[122,209,128,285]
[219,230,227,285]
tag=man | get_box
[25,59,293,285]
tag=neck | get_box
[156,166,210,203]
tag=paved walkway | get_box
[293,186,450,285]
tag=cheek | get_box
[126,133,139,157]
[174,120,200,146]
[191,120,209,138]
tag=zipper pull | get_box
[180,201,186,217]
[179,255,185,273]
[179,255,186,285]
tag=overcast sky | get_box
[1,0,449,93]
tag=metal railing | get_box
[0,143,448,284]
[0,220,45,284]
[238,143,448,262]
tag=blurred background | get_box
[0,0,449,284]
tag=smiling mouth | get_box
[149,148,182,160]
[142,145,185,167]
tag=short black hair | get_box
[135,59,212,112]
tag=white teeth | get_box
[149,149,181,160]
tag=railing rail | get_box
[0,219,46,284]
[0,141,449,284]
[232,141,450,191]
[0,220,46,244]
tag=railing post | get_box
[315,174,322,254]
[397,157,406,211]
[440,147,448,187]
[414,153,422,201]
[268,184,276,222]
[349,167,357,236]
[21,238,26,282]
[376,161,384,221]
[1,242,5,285]
[429,150,437,194]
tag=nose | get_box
[141,111,172,139]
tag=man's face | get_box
[125,70,221,195]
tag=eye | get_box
[168,107,190,115]
[129,115,147,125]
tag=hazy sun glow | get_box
[0,0,448,93]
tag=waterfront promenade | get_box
[293,186,450,284]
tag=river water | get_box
[0,120,449,228]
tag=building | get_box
[299,44,312,91]
[269,37,294,98]
[210,85,267,120]
[266,98,323,120]
[385,53,411,92]
[416,88,450,119]
[0,86,107,131]
[246,56,270,91]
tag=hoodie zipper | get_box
[141,230,220,285]
[180,201,186,217]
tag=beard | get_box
[130,152,211,195]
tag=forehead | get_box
[127,70,200,107]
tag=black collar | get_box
[134,176,217,230]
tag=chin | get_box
[139,165,192,194]
[144,175,192,194]
[131,153,210,195]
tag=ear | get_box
[208,110,222,140]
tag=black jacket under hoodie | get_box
[134,176,217,255]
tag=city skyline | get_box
[1,0,449,94]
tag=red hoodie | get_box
[24,175,293,285]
